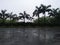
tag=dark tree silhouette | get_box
[8,12,18,22]
[19,11,32,23]
[40,4,51,24]
[48,8,59,17]
[33,5,42,22]
[0,10,9,23]
[48,8,60,24]
[33,4,51,23]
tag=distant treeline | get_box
[0,4,60,26]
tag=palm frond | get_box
[24,11,26,15]
[1,10,7,14]
[47,5,51,8]
[19,13,24,16]
[0,13,2,16]
[36,6,39,9]
[19,16,24,19]
[56,8,59,11]
[33,10,37,17]
[46,9,52,12]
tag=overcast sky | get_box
[0,0,60,15]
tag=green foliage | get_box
[33,4,51,19]
[49,8,60,24]
[33,16,56,25]
[19,11,32,23]
[0,4,60,26]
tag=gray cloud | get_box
[0,0,60,15]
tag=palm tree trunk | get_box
[24,18,25,23]
[38,14,39,24]
[10,17,11,23]
[3,15,5,23]
[44,14,45,24]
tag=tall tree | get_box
[8,12,18,22]
[48,8,59,17]
[48,8,60,24]
[40,4,51,24]
[33,5,42,23]
[0,10,9,23]
[33,4,51,23]
[19,11,32,23]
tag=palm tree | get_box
[0,10,9,23]
[8,12,18,22]
[48,8,60,24]
[33,4,51,23]
[19,11,32,23]
[33,6,42,23]
[40,4,51,24]
[48,8,59,17]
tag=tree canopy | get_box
[0,4,60,26]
